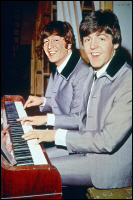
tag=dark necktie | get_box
[94,73,97,81]
[54,70,59,80]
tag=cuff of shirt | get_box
[55,129,67,147]
[40,97,46,106]
[39,97,46,111]
[47,113,55,126]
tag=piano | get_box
[1,95,62,199]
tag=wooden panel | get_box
[30,1,51,96]
[1,159,62,199]
[30,39,36,94]
[100,1,113,10]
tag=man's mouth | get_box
[49,51,56,56]
[91,53,101,58]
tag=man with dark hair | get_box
[18,21,89,130]
[21,10,132,189]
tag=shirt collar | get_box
[57,51,72,74]
[94,54,114,78]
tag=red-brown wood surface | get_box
[1,95,62,199]
[1,159,62,199]
[3,95,26,104]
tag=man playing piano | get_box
[19,10,132,189]
[17,20,89,131]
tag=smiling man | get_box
[21,10,132,188]
[18,21,89,129]
[83,31,118,70]
[43,34,71,66]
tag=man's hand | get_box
[24,95,44,109]
[1,124,13,152]
[17,115,48,126]
[22,129,56,145]
[1,124,9,133]
[1,132,9,145]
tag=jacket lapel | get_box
[60,49,80,79]
[106,48,126,78]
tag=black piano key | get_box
[14,148,30,152]
[10,133,24,137]
[12,141,28,147]
[14,145,28,149]
[9,122,21,125]
[14,147,29,151]
[16,159,34,164]
[13,141,28,145]
[15,154,32,159]
[16,156,33,160]
[10,131,23,135]
[10,126,23,130]
[15,152,32,157]
[12,140,24,144]
[16,157,33,164]
[10,132,23,136]
[13,142,29,146]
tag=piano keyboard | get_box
[5,101,47,166]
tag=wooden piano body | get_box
[1,95,62,199]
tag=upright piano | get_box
[1,95,62,199]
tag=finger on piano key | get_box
[23,98,32,109]
[23,96,37,109]
[22,133,37,141]
[23,103,28,110]
[16,117,31,125]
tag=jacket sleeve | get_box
[66,78,132,154]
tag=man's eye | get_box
[44,40,48,44]
[85,38,90,42]
[99,37,105,41]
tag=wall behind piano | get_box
[1,1,38,99]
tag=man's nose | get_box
[48,40,53,49]
[90,39,98,49]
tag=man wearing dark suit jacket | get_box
[21,10,132,189]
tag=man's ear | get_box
[114,43,119,50]
[67,43,72,50]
